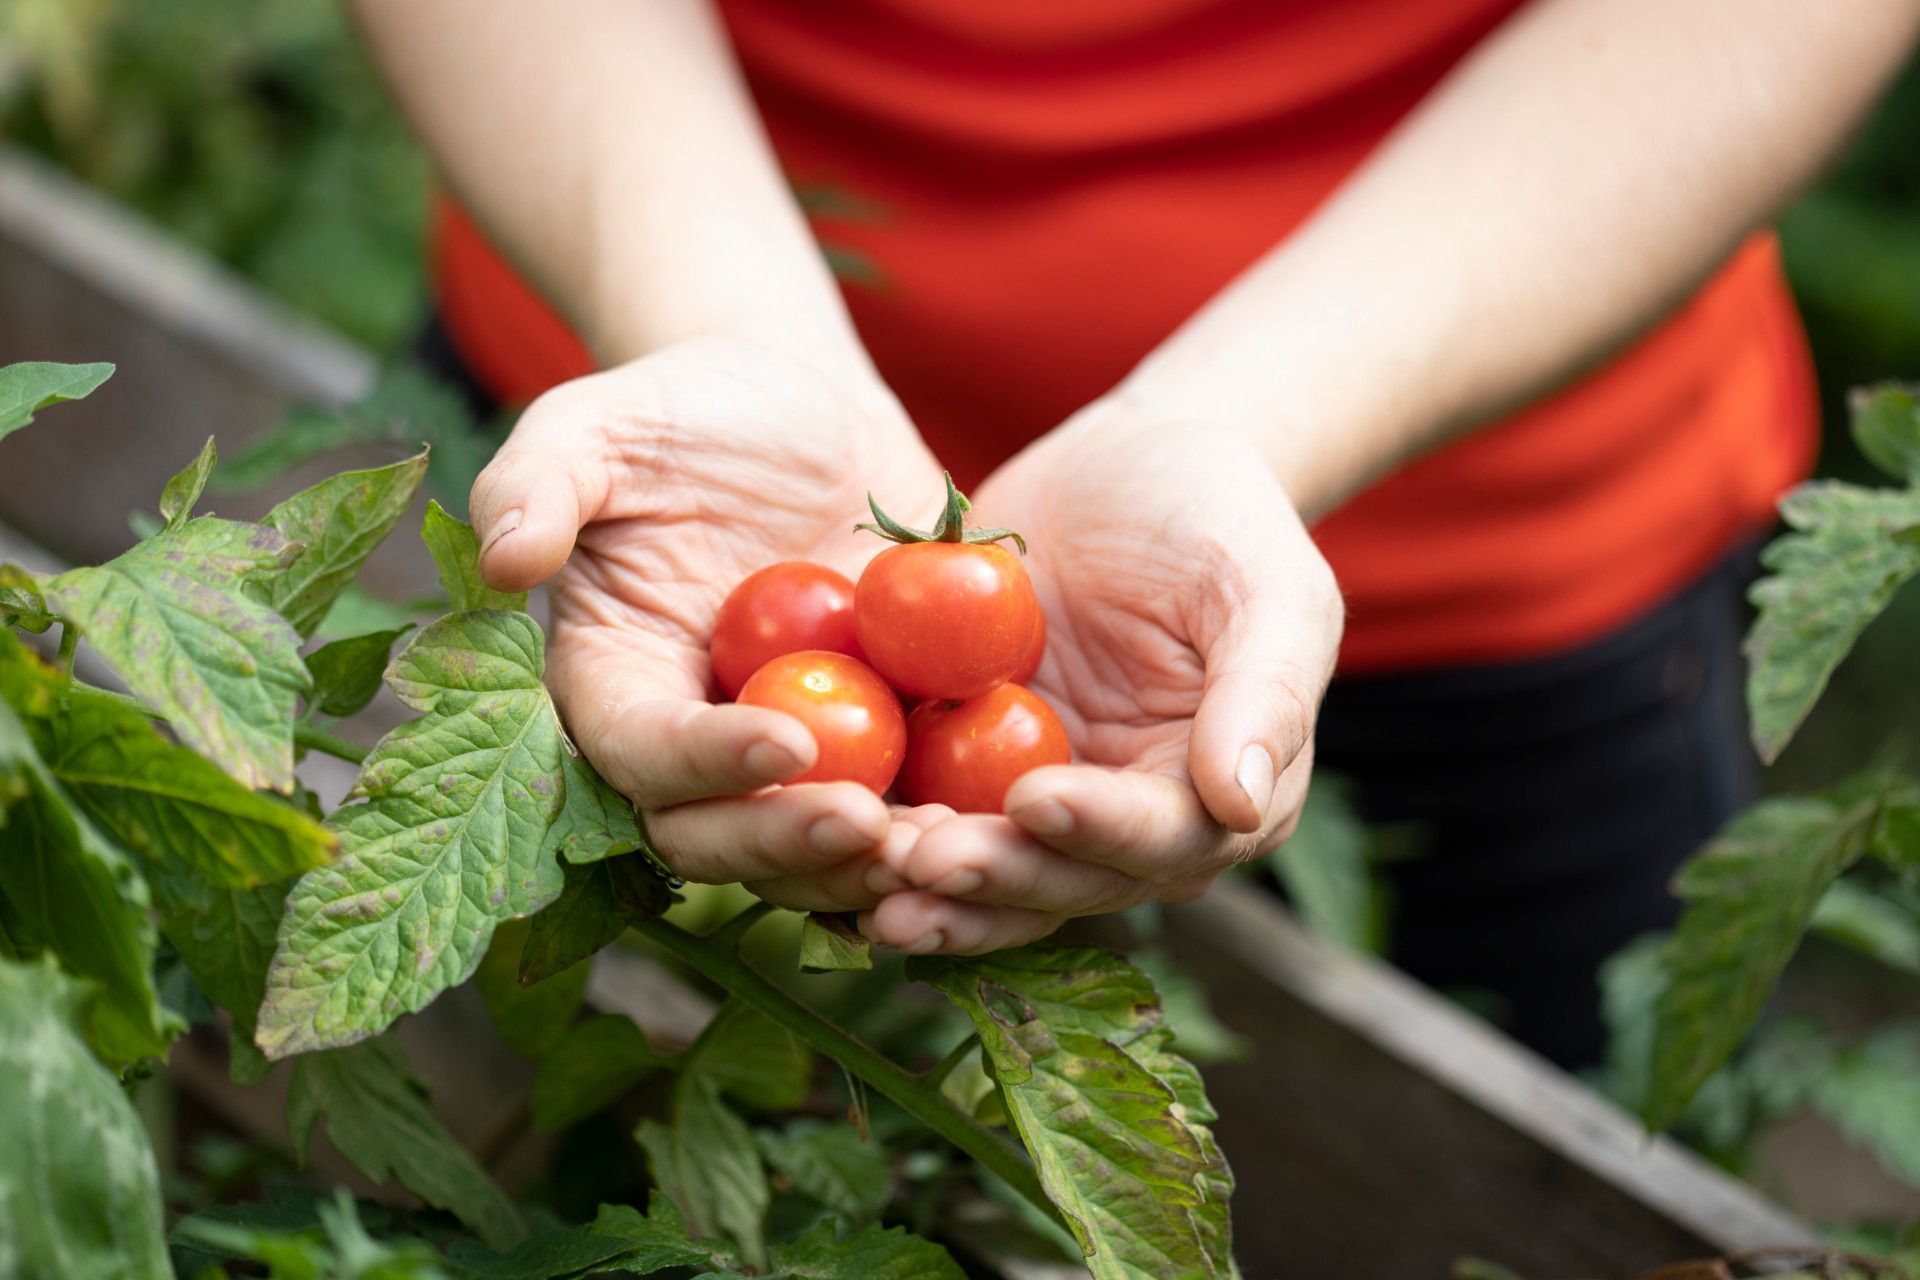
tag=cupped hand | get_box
[470,336,943,906]
[860,406,1345,954]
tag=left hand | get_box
[858,403,1345,954]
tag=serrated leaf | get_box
[1267,774,1380,952]
[0,955,170,1280]
[0,360,114,440]
[159,436,218,532]
[589,1191,741,1274]
[1851,384,1920,484]
[260,453,429,638]
[1646,784,1912,1128]
[45,518,310,791]
[530,1014,670,1132]
[423,500,526,613]
[1806,1025,1920,1192]
[912,946,1236,1280]
[444,1224,641,1280]
[256,611,571,1058]
[688,1000,812,1112]
[769,1220,965,1280]
[45,685,337,896]
[1744,482,1920,762]
[1810,876,1920,974]
[474,916,588,1059]
[151,877,286,1084]
[800,912,873,973]
[518,856,670,986]
[304,626,413,718]
[0,694,179,1064]
[0,562,55,633]
[636,1079,767,1268]
[175,1186,449,1278]
[287,1036,525,1250]
[755,1119,893,1223]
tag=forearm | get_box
[348,0,871,379]
[1116,0,1920,519]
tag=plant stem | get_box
[636,914,1063,1230]
[68,680,370,766]
[55,624,78,675]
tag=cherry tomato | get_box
[1010,609,1046,686]
[737,650,906,793]
[897,683,1070,813]
[710,562,861,699]
[855,542,1039,701]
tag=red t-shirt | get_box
[433,0,1818,674]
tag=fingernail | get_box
[931,869,983,896]
[904,930,947,955]
[479,507,523,557]
[1236,743,1275,825]
[743,739,804,782]
[1009,800,1073,839]
[863,860,906,895]
[807,814,872,857]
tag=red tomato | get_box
[855,543,1039,701]
[710,562,861,699]
[898,684,1071,813]
[737,650,906,793]
[1011,609,1046,686]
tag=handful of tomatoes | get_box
[709,477,1069,813]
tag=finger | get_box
[1186,539,1340,833]
[896,812,1144,914]
[745,821,919,912]
[470,382,618,591]
[586,699,819,810]
[1003,764,1245,882]
[860,892,1064,956]
[646,782,890,884]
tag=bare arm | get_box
[1115,0,1920,518]
[348,0,872,382]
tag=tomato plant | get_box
[853,478,1039,701]
[0,361,1238,1280]
[736,649,906,792]
[709,561,862,699]
[898,683,1071,813]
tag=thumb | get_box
[1186,557,1341,834]
[469,385,615,592]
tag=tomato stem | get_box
[635,910,1065,1232]
[854,472,1029,554]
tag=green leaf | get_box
[44,518,310,792]
[1646,783,1911,1128]
[423,500,526,613]
[755,1119,893,1224]
[0,692,179,1064]
[1850,384,1920,484]
[800,912,873,973]
[287,1036,525,1250]
[0,562,56,633]
[257,611,573,1058]
[911,947,1237,1280]
[0,955,170,1280]
[588,1191,741,1274]
[44,685,337,896]
[768,1220,965,1280]
[444,1223,641,1280]
[314,582,426,641]
[259,453,429,638]
[546,749,645,867]
[530,1014,670,1132]
[473,917,588,1059]
[159,436,218,532]
[1744,482,1920,762]
[304,626,414,718]
[635,1074,768,1269]
[175,1187,449,1278]
[154,880,287,1084]
[687,1000,813,1113]
[1805,1025,1920,1192]
[0,360,114,441]
[1809,876,1920,974]
[518,856,671,986]
[1267,774,1380,951]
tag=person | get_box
[348,0,1920,1066]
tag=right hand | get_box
[469,336,945,909]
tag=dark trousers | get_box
[1316,547,1759,1069]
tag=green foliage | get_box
[756,1118,895,1224]
[287,1037,525,1250]
[174,1189,451,1279]
[0,955,170,1279]
[258,453,430,639]
[531,1015,670,1132]
[473,917,590,1059]
[517,856,671,986]
[800,911,874,972]
[422,501,527,613]
[0,360,115,441]
[304,626,415,718]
